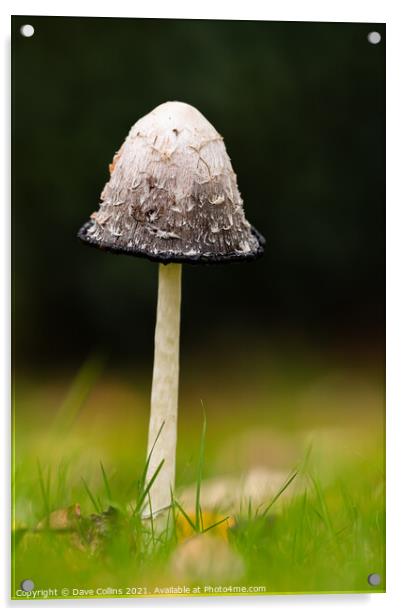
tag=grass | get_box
[12,349,385,599]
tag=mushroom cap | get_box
[78,101,265,264]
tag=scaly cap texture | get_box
[78,101,265,263]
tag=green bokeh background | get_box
[12,16,385,366]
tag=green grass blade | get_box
[147,493,155,546]
[300,440,314,475]
[309,474,335,537]
[174,499,197,532]
[138,420,165,494]
[125,476,140,498]
[195,402,207,530]
[199,505,204,532]
[291,488,308,564]
[135,459,164,514]
[259,471,298,517]
[37,460,50,520]
[46,466,51,510]
[170,486,178,544]
[100,461,112,502]
[202,515,231,534]
[163,504,172,543]
[81,477,102,513]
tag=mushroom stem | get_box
[142,263,182,518]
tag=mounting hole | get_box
[367,31,381,45]
[20,24,35,38]
[20,579,35,592]
[367,573,381,586]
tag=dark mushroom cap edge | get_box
[77,221,266,265]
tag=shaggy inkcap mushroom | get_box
[78,101,265,518]
[78,101,264,261]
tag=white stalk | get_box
[142,263,182,518]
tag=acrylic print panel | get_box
[11,16,385,599]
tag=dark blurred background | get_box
[12,17,385,369]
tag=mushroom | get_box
[78,101,265,519]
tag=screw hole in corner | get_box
[20,579,35,592]
[20,24,35,38]
[367,31,381,45]
[367,573,381,587]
